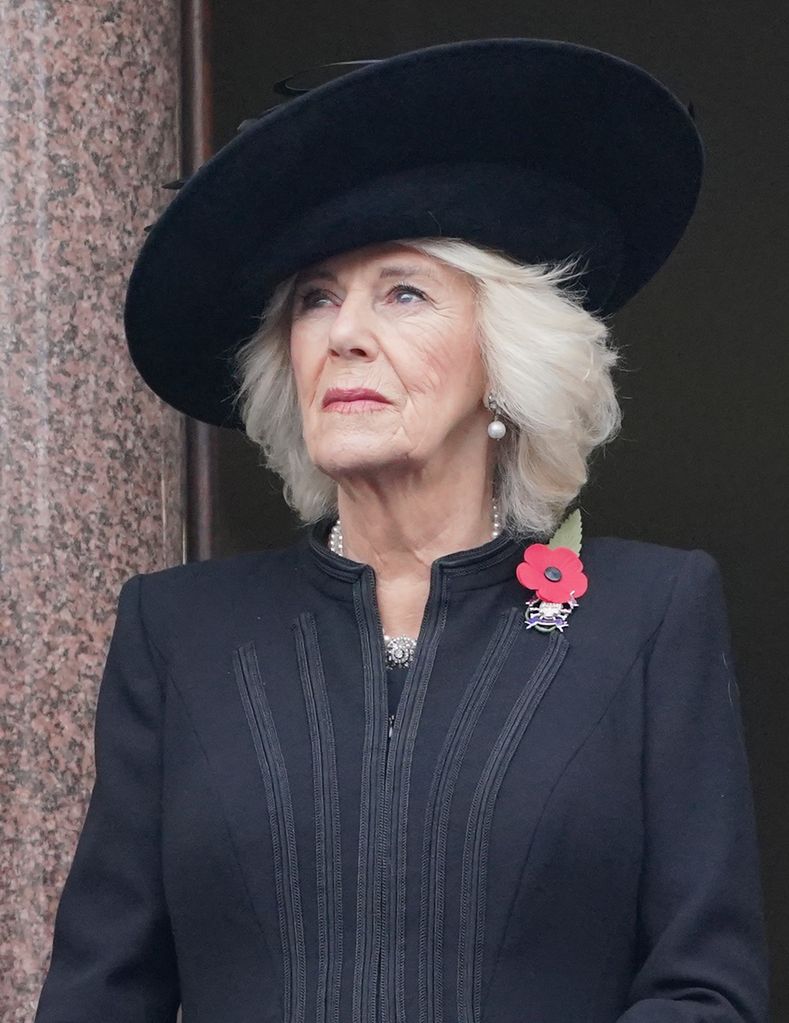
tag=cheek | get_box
[402,323,484,401]
[289,331,320,402]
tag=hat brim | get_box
[124,37,703,429]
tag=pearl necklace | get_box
[328,499,502,669]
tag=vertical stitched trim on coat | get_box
[293,614,344,1023]
[417,607,524,1023]
[351,578,389,1023]
[457,630,568,1023]
[234,641,307,1023]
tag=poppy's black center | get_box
[543,566,563,582]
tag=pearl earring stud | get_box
[487,393,507,439]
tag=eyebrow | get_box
[295,263,441,287]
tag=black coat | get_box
[35,520,770,1022]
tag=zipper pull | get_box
[388,713,395,740]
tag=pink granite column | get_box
[0,3,184,1018]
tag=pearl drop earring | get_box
[487,393,507,440]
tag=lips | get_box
[322,387,390,407]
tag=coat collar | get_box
[298,515,528,602]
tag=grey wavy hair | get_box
[231,237,621,539]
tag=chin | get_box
[311,441,414,479]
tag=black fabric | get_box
[241,161,625,319]
[387,663,409,723]
[123,37,703,430]
[35,522,768,1022]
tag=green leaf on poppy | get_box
[548,508,582,555]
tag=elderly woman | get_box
[36,38,768,1023]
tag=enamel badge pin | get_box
[516,510,587,633]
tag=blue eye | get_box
[391,284,426,303]
[297,288,330,309]
[295,282,427,310]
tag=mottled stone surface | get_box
[0,2,183,1018]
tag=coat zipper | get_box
[362,561,447,1023]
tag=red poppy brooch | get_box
[516,510,587,633]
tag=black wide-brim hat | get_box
[124,37,704,430]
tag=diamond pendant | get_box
[384,635,417,669]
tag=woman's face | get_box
[288,241,489,485]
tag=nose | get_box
[326,289,379,360]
